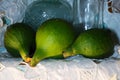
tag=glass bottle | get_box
[73,0,104,36]
[24,0,72,30]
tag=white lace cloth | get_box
[0,55,120,80]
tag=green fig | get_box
[30,18,75,67]
[63,28,115,59]
[4,23,35,62]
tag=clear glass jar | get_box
[73,0,104,36]
[24,0,72,30]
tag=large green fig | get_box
[63,28,115,59]
[30,18,75,67]
[4,23,35,62]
